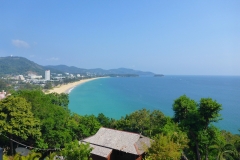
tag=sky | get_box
[0,1,239,75]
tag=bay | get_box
[69,76,240,134]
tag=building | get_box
[30,75,42,79]
[18,75,25,81]
[0,90,6,100]
[81,127,151,160]
[45,70,50,81]
[28,73,42,79]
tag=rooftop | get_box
[81,127,151,158]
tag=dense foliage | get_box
[144,132,189,160]
[173,95,224,160]
[60,140,92,160]
[1,90,240,160]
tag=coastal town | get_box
[1,69,92,87]
[0,68,101,94]
[0,56,152,95]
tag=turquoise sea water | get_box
[69,76,240,134]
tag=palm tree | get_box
[233,140,240,160]
[210,141,235,160]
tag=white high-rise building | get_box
[45,70,50,81]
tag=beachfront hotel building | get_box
[45,70,50,81]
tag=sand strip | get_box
[47,77,103,94]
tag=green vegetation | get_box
[0,79,8,91]
[0,96,41,155]
[0,56,64,76]
[0,57,44,75]
[60,140,92,160]
[173,95,223,160]
[144,132,189,160]
[0,56,154,77]
[11,152,42,160]
[1,90,240,160]
[43,82,52,89]
[113,109,166,137]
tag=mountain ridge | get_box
[0,56,155,76]
[46,65,154,75]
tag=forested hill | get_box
[46,65,155,76]
[0,56,155,76]
[0,56,44,75]
[0,56,62,76]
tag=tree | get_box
[145,132,189,160]
[173,95,197,125]
[198,126,227,160]
[13,90,72,155]
[0,96,41,155]
[125,109,151,134]
[44,82,52,89]
[221,130,240,159]
[18,83,41,90]
[234,140,240,159]
[149,110,167,136]
[198,98,223,160]
[61,140,92,160]
[77,115,101,139]
[97,113,111,127]
[48,92,69,111]
[210,142,235,160]
[172,95,223,160]
[198,98,222,130]
[115,109,166,137]
[173,95,200,159]
[66,114,101,140]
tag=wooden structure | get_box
[81,127,151,160]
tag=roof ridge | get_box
[100,127,144,136]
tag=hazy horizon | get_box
[0,1,239,75]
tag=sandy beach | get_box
[47,77,103,94]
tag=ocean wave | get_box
[67,87,75,94]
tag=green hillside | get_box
[0,56,155,76]
[0,56,44,75]
[46,65,155,75]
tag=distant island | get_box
[154,74,164,77]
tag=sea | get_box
[69,76,240,134]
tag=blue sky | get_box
[0,1,239,75]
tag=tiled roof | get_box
[88,144,112,158]
[81,127,151,157]
[135,137,151,154]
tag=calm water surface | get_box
[69,76,240,134]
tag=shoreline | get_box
[47,77,104,94]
